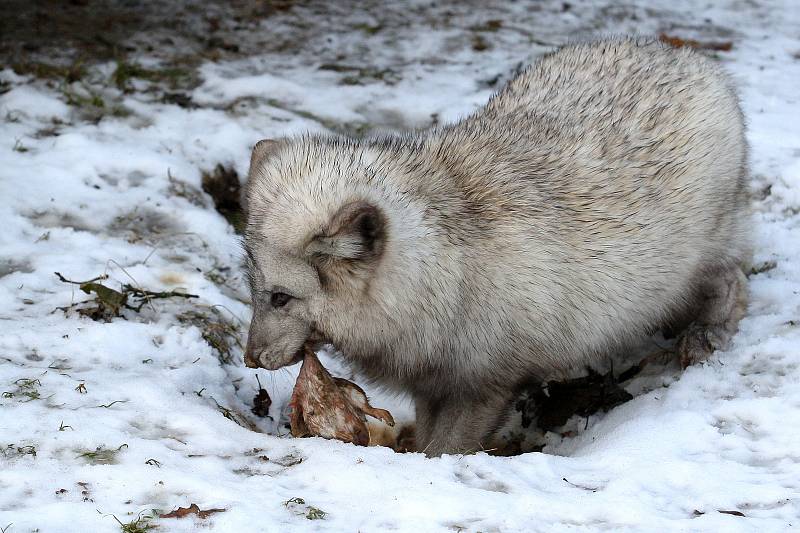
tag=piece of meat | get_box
[288,348,394,446]
[331,377,395,426]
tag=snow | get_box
[1,0,799,531]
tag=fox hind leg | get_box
[677,264,748,368]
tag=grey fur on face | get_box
[242,37,750,456]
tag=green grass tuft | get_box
[12,139,29,153]
[77,443,128,464]
[113,511,156,533]
[284,497,327,520]
[112,60,191,92]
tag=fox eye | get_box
[270,292,292,308]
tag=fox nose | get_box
[244,350,259,368]
[243,338,263,368]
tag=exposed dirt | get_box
[202,163,244,233]
[1,0,297,69]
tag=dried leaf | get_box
[251,375,272,417]
[658,33,733,51]
[160,503,225,519]
[717,510,746,517]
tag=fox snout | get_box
[243,348,260,368]
[243,306,323,370]
[243,319,269,368]
[244,345,304,370]
[243,326,307,370]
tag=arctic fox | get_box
[242,38,749,456]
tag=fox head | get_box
[241,138,389,370]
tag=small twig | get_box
[122,285,198,312]
[562,477,598,492]
[54,272,108,285]
[142,242,160,265]
[123,286,198,300]
[106,259,157,312]
[210,303,246,325]
[94,400,128,408]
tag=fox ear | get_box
[243,139,282,216]
[307,201,386,262]
[249,139,280,171]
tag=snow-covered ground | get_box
[1,0,799,531]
